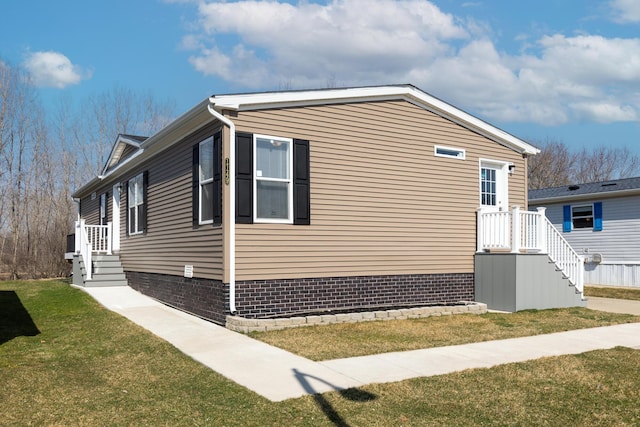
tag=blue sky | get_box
[1,0,639,154]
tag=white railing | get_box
[477,206,584,297]
[74,220,112,281]
[84,223,112,254]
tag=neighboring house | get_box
[530,177,640,288]
[70,84,585,325]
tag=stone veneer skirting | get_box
[125,271,474,327]
[227,302,487,332]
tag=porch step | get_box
[75,253,128,288]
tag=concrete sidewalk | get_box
[587,296,640,315]
[81,286,640,402]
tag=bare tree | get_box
[529,139,640,189]
[71,86,175,180]
[573,146,640,183]
[528,139,577,190]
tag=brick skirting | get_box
[125,271,228,325]
[234,273,474,319]
[125,271,474,325]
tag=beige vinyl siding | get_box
[230,100,526,281]
[118,123,224,280]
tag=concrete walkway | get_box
[587,296,640,315]
[80,286,640,402]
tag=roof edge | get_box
[210,85,539,156]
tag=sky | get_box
[1,0,639,155]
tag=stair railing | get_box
[477,206,584,298]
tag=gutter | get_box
[206,102,237,314]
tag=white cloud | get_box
[610,0,640,23]
[181,0,640,126]
[22,51,90,88]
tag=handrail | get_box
[542,215,584,296]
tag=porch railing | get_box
[74,220,112,281]
[477,206,584,297]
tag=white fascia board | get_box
[101,136,143,176]
[210,85,540,156]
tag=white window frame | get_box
[99,193,107,225]
[128,173,144,235]
[571,204,594,229]
[199,137,214,225]
[434,145,465,160]
[479,159,509,211]
[253,134,294,224]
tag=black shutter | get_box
[293,139,310,225]
[236,132,253,224]
[141,171,148,234]
[125,180,130,236]
[213,131,223,225]
[192,144,199,226]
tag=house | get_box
[530,177,640,288]
[70,84,586,325]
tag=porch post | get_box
[536,207,547,253]
[511,205,520,253]
[75,220,82,254]
[476,208,484,253]
[107,221,113,255]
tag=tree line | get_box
[527,139,640,190]
[0,60,174,279]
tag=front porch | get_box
[68,220,127,287]
[476,206,586,311]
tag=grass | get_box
[2,280,640,426]
[585,285,640,301]
[250,308,640,361]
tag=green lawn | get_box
[2,280,640,426]
[585,285,640,301]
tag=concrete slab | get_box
[80,286,640,402]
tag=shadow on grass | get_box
[293,368,377,427]
[0,291,40,344]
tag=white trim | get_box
[252,134,294,224]
[205,104,237,314]
[434,145,465,160]
[211,85,539,156]
[198,136,214,225]
[479,159,509,211]
[128,173,144,235]
[112,183,121,252]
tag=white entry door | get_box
[112,183,121,252]
[480,160,509,211]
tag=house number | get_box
[224,157,230,185]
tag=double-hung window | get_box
[572,205,594,229]
[128,173,145,235]
[199,137,214,224]
[254,135,293,223]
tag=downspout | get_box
[206,103,237,314]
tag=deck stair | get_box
[76,254,128,287]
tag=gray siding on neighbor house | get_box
[535,194,640,262]
[117,122,224,281]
